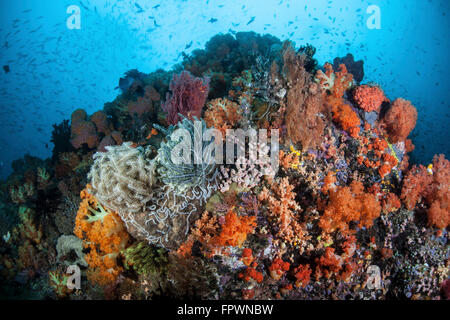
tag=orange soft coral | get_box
[401,164,432,210]
[353,84,388,112]
[322,171,337,193]
[327,95,361,137]
[315,63,354,98]
[74,185,129,286]
[258,177,309,245]
[381,98,417,143]
[186,209,256,257]
[319,180,381,234]
[204,98,242,137]
[213,209,257,248]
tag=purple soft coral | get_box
[162,70,210,125]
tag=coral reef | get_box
[1,31,448,301]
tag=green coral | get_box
[124,242,169,276]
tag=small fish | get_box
[185,41,193,49]
[208,18,217,23]
[3,65,10,73]
[152,4,160,9]
[247,16,255,25]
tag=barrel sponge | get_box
[88,142,156,215]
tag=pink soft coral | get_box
[401,154,450,228]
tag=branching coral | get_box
[381,98,418,143]
[258,177,309,246]
[74,186,129,286]
[219,137,275,192]
[319,180,381,234]
[162,71,210,125]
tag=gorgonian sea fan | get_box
[162,70,210,125]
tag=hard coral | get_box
[353,84,388,112]
[127,85,157,117]
[162,71,210,125]
[381,98,417,143]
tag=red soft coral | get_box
[353,84,388,112]
[293,264,312,288]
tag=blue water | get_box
[0,0,449,179]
